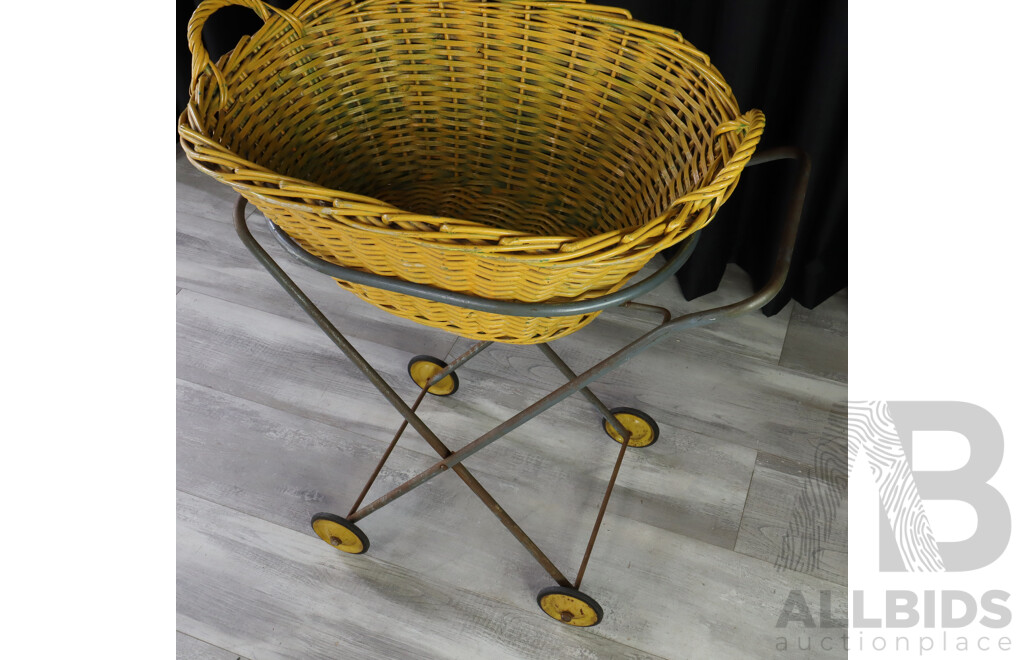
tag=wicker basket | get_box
[179,0,765,343]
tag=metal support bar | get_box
[262,212,701,317]
[348,341,491,516]
[536,343,629,439]
[426,340,493,387]
[348,386,431,517]
[365,363,574,586]
[446,462,572,587]
[346,340,489,515]
[367,359,573,586]
[619,301,672,324]
[574,425,632,589]
[235,197,466,481]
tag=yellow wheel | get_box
[537,586,603,627]
[407,355,459,396]
[602,407,660,448]
[311,513,369,554]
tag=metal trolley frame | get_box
[231,146,811,627]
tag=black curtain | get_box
[608,1,848,314]
[177,0,847,314]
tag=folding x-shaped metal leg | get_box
[233,146,810,626]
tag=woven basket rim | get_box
[181,0,763,261]
[181,117,744,267]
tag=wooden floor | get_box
[176,148,848,660]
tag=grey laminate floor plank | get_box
[177,632,249,660]
[412,374,759,551]
[179,460,846,659]
[179,491,668,660]
[779,289,848,383]
[176,148,244,222]
[734,452,848,587]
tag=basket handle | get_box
[606,109,765,250]
[654,108,765,234]
[709,109,767,192]
[187,0,305,108]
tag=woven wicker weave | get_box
[179,0,765,343]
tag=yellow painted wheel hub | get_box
[537,587,603,626]
[407,355,458,396]
[311,513,368,554]
[603,408,659,448]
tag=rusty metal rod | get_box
[347,386,430,517]
[449,464,571,586]
[346,349,573,584]
[347,341,489,516]
[536,343,629,439]
[374,379,572,585]
[619,301,672,324]
[432,340,493,382]
[396,348,572,585]
[574,424,632,589]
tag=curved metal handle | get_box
[187,0,304,109]
[663,145,811,332]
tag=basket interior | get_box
[203,0,739,239]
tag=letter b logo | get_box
[849,401,1010,572]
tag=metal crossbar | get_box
[536,343,630,439]
[346,340,491,517]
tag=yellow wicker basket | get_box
[179,0,765,343]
